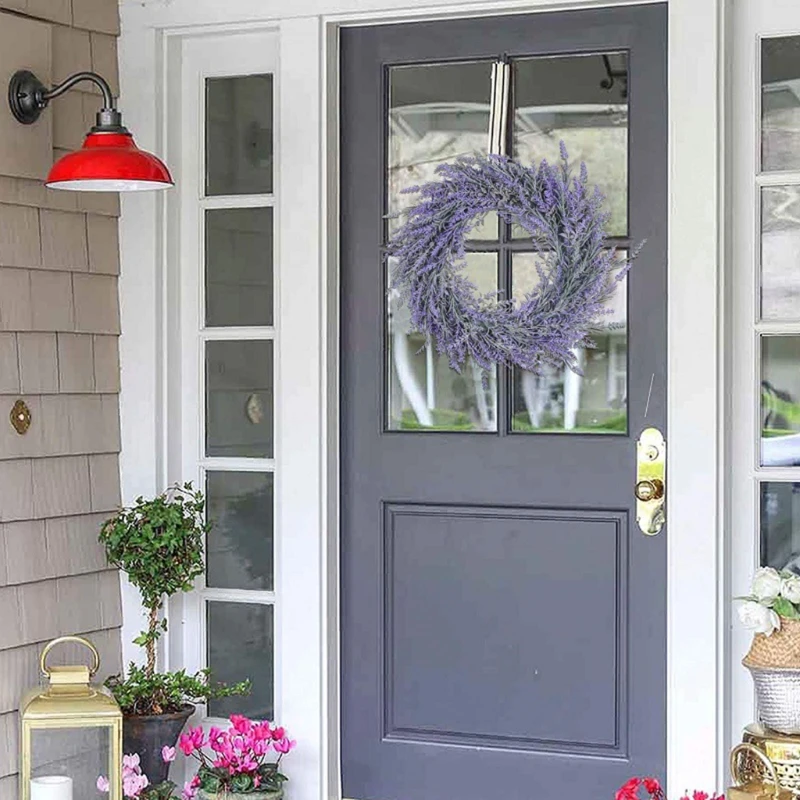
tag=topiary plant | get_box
[100,483,207,677]
[99,483,250,716]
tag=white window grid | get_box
[174,31,280,726]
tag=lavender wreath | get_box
[387,145,633,375]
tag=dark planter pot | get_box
[123,704,195,784]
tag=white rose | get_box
[738,600,781,636]
[783,573,800,604]
[753,567,782,604]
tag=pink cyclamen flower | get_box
[162,745,176,763]
[122,772,149,799]
[253,722,273,741]
[181,782,198,800]
[273,737,296,755]
[122,754,141,770]
[271,726,285,741]
[208,726,225,752]
[230,714,253,734]
[179,726,206,755]
[97,777,110,793]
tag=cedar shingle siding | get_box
[0,1,123,796]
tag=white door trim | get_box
[729,0,800,751]
[117,0,727,796]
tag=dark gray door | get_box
[340,6,667,800]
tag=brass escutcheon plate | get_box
[636,427,666,536]
[10,399,31,435]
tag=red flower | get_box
[617,778,642,800]
[644,779,662,795]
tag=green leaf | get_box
[774,596,799,619]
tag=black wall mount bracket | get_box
[8,70,47,125]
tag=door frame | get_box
[117,0,728,798]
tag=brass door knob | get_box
[635,478,664,502]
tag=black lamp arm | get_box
[42,72,115,110]
[8,69,123,130]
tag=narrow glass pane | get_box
[388,62,498,241]
[206,471,274,591]
[387,253,498,431]
[511,252,627,434]
[761,336,800,465]
[761,482,800,572]
[206,208,274,328]
[206,340,273,458]
[762,36,800,172]
[206,75,273,196]
[208,601,274,719]
[761,185,800,320]
[512,52,628,237]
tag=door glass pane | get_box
[206,471,274,591]
[206,340,273,458]
[761,482,800,572]
[206,208,274,328]
[208,601,274,719]
[206,75,274,196]
[762,36,800,173]
[761,185,800,320]
[388,62,498,241]
[511,252,627,434]
[512,52,628,238]
[761,336,800,466]
[388,253,498,431]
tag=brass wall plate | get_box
[636,427,665,536]
[10,399,31,435]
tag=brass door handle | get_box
[635,478,664,502]
[636,428,666,536]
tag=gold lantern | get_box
[20,637,122,800]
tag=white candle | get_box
[30,776,73,800]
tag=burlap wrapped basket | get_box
[744,618,800,669]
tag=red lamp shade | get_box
[46,131,173,192]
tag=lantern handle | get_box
[40,636,100,679]
[731,743,782,797]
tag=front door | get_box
[340,6,667,799]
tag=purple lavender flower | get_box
[386,145,637,375]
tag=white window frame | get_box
[174,33,280,722]
[730,0,800,747]
[118,0,727,797]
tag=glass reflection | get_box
[762,36,800,173]
[761,185,800,320]
[208,601,274,719]
[511,253,627,434]
[387,254,498,432]
[206,340,273,458]
[206,471,274,592]
[205,208,274,328]
[388,62,498,240]
[513,53,628,237]
[206,75,274,196]
[761,336,800,466]
[761,482,800,573]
